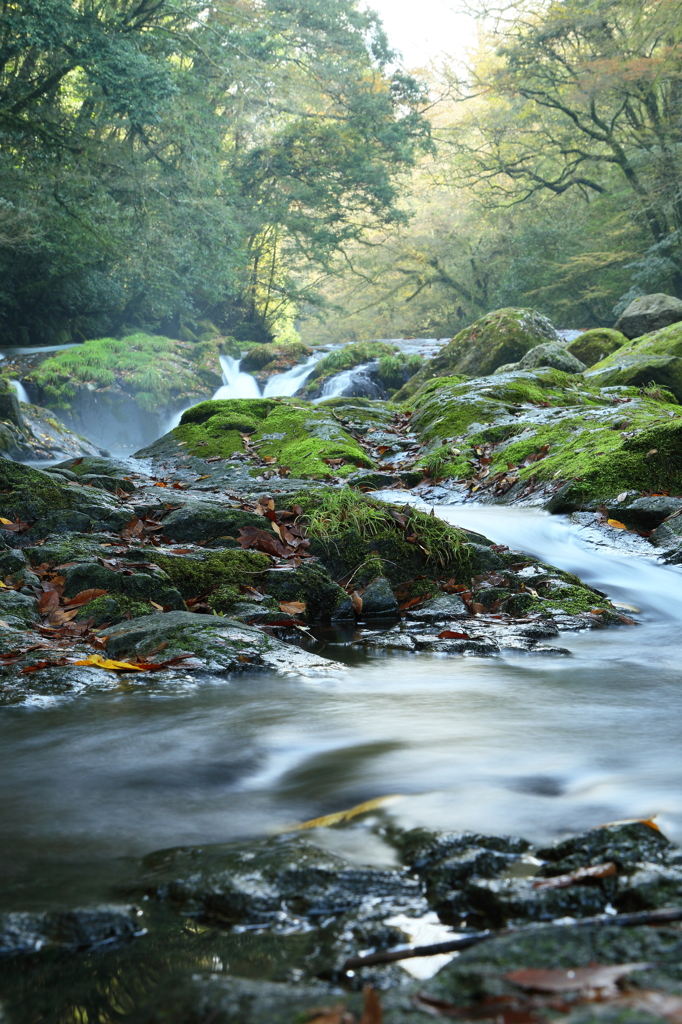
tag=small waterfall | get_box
[10,380,30,404]
[312,363,371,404]
[213,355,262,400]
[263,354,319,397]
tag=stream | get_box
[2,502,681,914]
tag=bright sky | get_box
[366,0,477,67]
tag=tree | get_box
[0,0,430,344]
[446,0,682,294]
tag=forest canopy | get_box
[2,0,681,347]
[0,0,430,345]
[298,0,682,344]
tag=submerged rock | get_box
[615,292,682,339]
[0,906,143,956]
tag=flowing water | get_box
[2,505,682,912]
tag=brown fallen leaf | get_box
[533,861,617,890]
[305,1004,354,1024]
[279,600,306,616]
[349,590,363,614]
[438,630,471,640]
[507,962,654,997]
[360,985,383,1024]
[63,588,108,609]
[607,519,628,530]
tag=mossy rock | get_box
[303,341,398,386]
[173,398,375,479]
[29,333,234,412]
[404,368,682,505]
[395,308,559,400]
[240,341,311,375]
[519,342,586,373]
[585,321,682,400]
[145,549,270,602]
[61,561,184,609]
[567,328,626,367]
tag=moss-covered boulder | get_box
[28,333,239,450]
[240,340,311,378]
[518,342,586,373]
[395,309,559,400]
[171,397,375,479]
[584,321,682,400]
[566,328,626,367]
[405,367,682,507]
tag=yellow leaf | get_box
[0,581,7,588]
[607,519,628,530]
[73,654,144,672]
[288,795,403,831]
[279,600,306,615]
[595,816,661,833]
[0,518,12,525]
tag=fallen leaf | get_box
[617,492,628,502]
[533,861,617,890]
[360,986,383,1024]
[290,795,403,831]
[305,1004,354,1024]
[594,816,661,832]
[438,630,471,640]
[646,449,659,457]
[279,600,306,616]
[507,963,653,996]
[63,588,108,609]
[607,519,628,530]
[349,590,363,614]
[72,654,144,672]
[611,990,682,1023]
[153,481,167,488]
[0,517,12,525]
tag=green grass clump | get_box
[376,353,423,391]
[293,488,467,571]
[31,333,233,409]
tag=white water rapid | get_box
[313,362,371,403]
[212,353,321,401]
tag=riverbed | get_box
[2,504,681,915]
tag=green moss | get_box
[241,341,311,374]
[375,352,423,391]
[395,308,559,400]
[174,398,376,478]
[405,366,682,502]
[566,328,626,367]
[292,488,472,588]
[144,549,270,600]
[30,333,230,410]
[305,341,398,384]
[585,322,682,400]
[75,595,154,627]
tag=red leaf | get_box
[438,630,471,640]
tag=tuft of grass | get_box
[294,488,465,569]
[307,341,398,382]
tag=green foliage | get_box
[30,334,225,408]
[0,0,430,346]
[376,353,423,390]
[241,341,311,374]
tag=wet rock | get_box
[404,593,468,623]
[615,293,682,339]
[519,343,586,374]
[62,561,184,609]
[395,308,559,399]
[566,328,626,367]
[346,469,403,489]
[104,610,343,676]
[607,495,682,529]
[535,822,674,874]
[139,833,428,931]
[0,590,39,626]
[262,563,350,623]
[0,906,143,956]
[360,577,399,618]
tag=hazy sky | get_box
[366,0,476,67]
